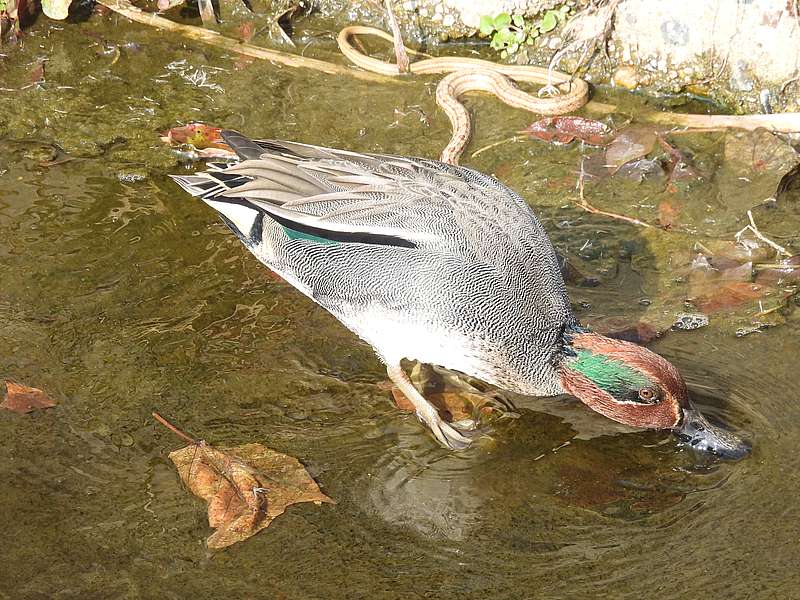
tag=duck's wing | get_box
[173,130,572,321]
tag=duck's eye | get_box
[638,387,659,403]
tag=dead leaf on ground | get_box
[523,116,614,146]
[169,441,334,549]
[1,380,57,414]
[605,127,657,172]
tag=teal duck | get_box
[173,130,748,458]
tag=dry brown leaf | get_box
[170,442,334,549]
[605,127,657,172]
[691,281,765,313]
[1,380,56,414]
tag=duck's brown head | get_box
[559,332,749,459]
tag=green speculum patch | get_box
[570,349,651,398]
[283,225,338,245]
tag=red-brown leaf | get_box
[1,381,56,414]
[692,282,764,313]
[657,199,680,229]
[161,123,227,150]
[523,117,613,146]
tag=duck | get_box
[172,130,749,459]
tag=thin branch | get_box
[573,157,653,228]
[152,412,198,444]
[94,0,396,84]
[384,0,409,73]
[470,134,526,158]
[735,209,792,257]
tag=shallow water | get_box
[1,12,799,600]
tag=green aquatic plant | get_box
[479,6,571,59]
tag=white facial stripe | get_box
[204,199,258,236]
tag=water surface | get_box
[0,13,798,599]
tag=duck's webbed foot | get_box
[386,363,474,451]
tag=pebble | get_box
[612,65,640,89]
[672,313,709,331]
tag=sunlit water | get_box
[1,13,798,599]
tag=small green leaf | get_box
[512,14,524,27]
[497,28,515,44]
[500,49,508,59]
[494,12,511,28]
[514,28,526,42]
[479,15,495,35]
[540,10,558,32]
[525,37,535,45]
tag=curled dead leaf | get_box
[1,380,56,414]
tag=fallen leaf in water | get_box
[725,129,798,176]
[28,59,45,85]
[390,387,492,422]
[754,255,800,286]
[605,127,657,172]
[170,442,333,549]
[691,281,764,313]
[592,316,662,345]
[524,116,613,146]
[657,199,680,229]
[1,381,56,414]
[161,123,229,150]
[616,157,664,182]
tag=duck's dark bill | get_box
[673,407,750,460]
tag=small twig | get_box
[736,209,792,257]
[384,0,410,73]
[470,134,526,158]
[573,157,653,228]
[94,0,396,84]
[152,411,198,444]
[781,75,799,95]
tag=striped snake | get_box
[337,26,589,165]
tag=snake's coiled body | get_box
[337,26,589,164]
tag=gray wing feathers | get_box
[179,133,574,326]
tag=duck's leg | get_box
[386,363,472,450]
